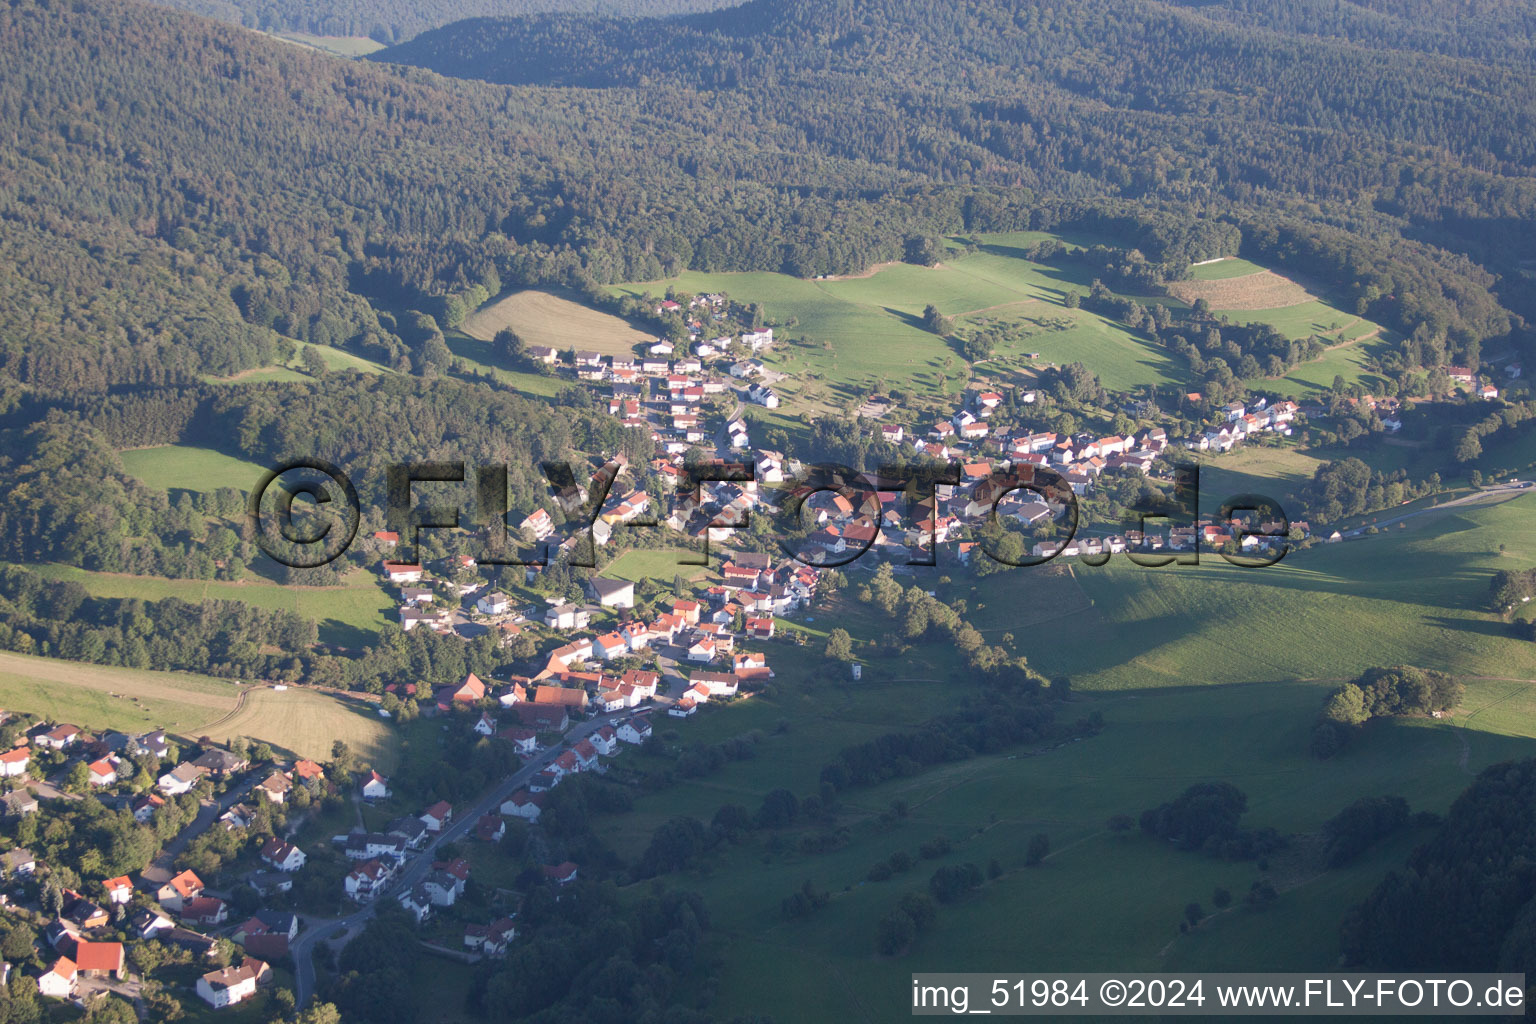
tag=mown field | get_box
[120,444,269,493]
[0,648,400,767]
[461,287,655,356]
[27,563,394,647]
[601,546,712,583]
[0,649,238,734]
[1027,494,1536,690]
[1188,256,1267,280]
[201,685,398,770]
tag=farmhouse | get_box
[533,685,589,711]
[72,940,125,980]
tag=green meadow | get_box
[120,444,269,493]
[608,674,1534,1024]
[573,494,1536,1023]
[609,231,1388,405]
[25,563,394,646]
[1189,257,1267,279]
[1027,494,1536,690]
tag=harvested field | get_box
[461,288,654,356]
[1166,270,1315,310]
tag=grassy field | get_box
[601,546,713,582]
[614,671,1535,1024]
[614,237,1191,403]
[575,491,1536,1022]
[0,650,238,734]
[611,232,1390,405]
[0,648,399,766]
[1188,257,1265,280]
[1025,493,1536,691]
[120,444,269,494]
[201,685,398,770]
[462,287,656,356]
[272,30,386,56]
[26,563,394,647]
[200,341,392,386]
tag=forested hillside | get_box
[379,0,1536,330]
[146,0,725,44]
[2,0,1527,405]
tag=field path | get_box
[951,297,1040,319]
[196,685,252,733]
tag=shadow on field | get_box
[1423,615,1515,640]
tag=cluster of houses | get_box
[23,865,276,1009]
[0,720,324,1009]
[1,723,174,792]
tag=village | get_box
[0,288,1514,1016]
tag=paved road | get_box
[291,710,625,1007]
[1341,481,1531,537]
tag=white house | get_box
[37,958,76,999]
[740,328,774,350]
[398,887,433,924]
[500,790,543,821]
[419,801,453,833]
[0,747,30,777]
[157,763,203,796]
[593,633,627,662]
[344,859,393,901]
[382,562,425,584]
[259,838,306,873]
[589,577,635,609]
[195,958,268,1009]
[361,770,391,801]
[475,592,512,615]
[617,717,653,745]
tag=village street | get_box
[291,708,628,1007]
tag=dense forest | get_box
[379,0,1536,323]
[1341,758,1536,979]
[1,0,1531,402]
[147,0,724,44]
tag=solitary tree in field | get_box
[1026,833,1050,866]
[825,628,853,662]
